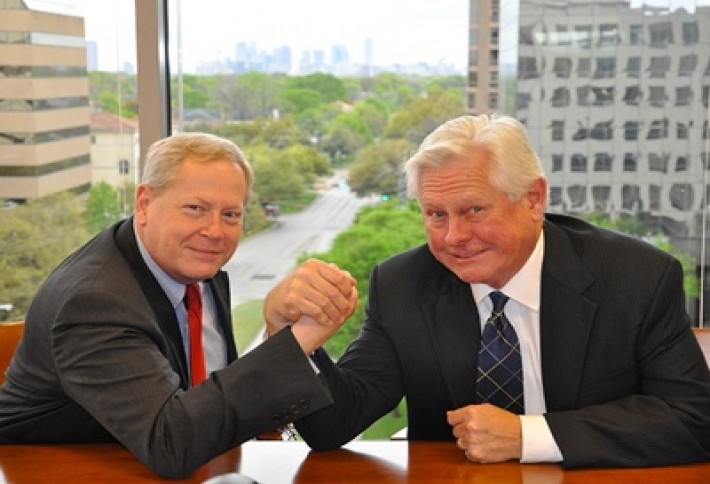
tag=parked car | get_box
[0,303,13,321]
[262,203,281,218]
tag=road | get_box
[223,186,376,308]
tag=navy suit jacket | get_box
[298,213,710,468]
[0,218,332,478]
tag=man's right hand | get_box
[263,258,358,354]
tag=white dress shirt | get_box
[134,224,228,379]
[471,232,563,463]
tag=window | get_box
[622,185,642,211]
[624,153,638,172]
[624,121,640,140]
[676,156,689,172]
[675,86,693,106]
[649,153,670,173]
[575,25,592,48]
[629,24,644,45]
[568,185,587,208]
[552,154,564,172]
[549,186,562,206]
[594,153,612,171]
[678,122,690,140]
[682,21,699,44]
[594,57,616,78]
[670,183,694,211]
[647,56,671,78]
[592,87,614,106]
[649,22,673,47]
[648,86,668,107]
[679,54,697,76]
[647,118,669,139]
[571,154,587,172]
[592,186,611,210]
[577,57,591,77]
[623,85,642,105]
[519,57,539,79]
[519,25,535,45]
[553,57,572,78]
[550,120,565,141]
[625,56,641,78]
[552,24,571,46]
[576,85,592,106]
[550,87,570,107]
[598,24,619,48]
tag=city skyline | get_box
[63,0,469,74]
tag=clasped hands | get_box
[448,403,523,463]
[264,258,358,355]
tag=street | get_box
[223,186,375,308]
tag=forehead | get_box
[418,151,492,197]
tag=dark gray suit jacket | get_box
[297,213,710,468]
[0,218,332,479]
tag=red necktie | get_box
[185,283,207,386]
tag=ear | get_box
[526,177,548,222]
[134,184,151,224]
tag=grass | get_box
[231,300,265,354]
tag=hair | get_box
[403,114,545,202]
[141,132,254,202]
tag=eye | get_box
[223,210,243,225]
[426,210,447,219]
[184,204,204,215]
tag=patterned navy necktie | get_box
[476,291,524,414]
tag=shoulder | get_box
[544,213,679,286]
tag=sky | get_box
[47,0,470,73]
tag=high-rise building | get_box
[469,0,710,319]
[0,0,91,202]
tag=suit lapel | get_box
[419,254,480,409]
[114,218,191,389]
[540,221,597,410]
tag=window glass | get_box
[0,0,136,322]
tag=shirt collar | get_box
[133,221,188,310]
[471,230,544,312]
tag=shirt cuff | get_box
[520,415,563,463]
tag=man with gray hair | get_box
[273,114,710,468]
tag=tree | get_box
[347,139,414,196]
[384,86,466,144]
[86,181,123,233]
[301,201,425,357]
[0,193,90,318]
[246,144,307,204]
[286,72,347,103]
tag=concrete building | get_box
[89,111,138,188]
[470,0,710,320]
[0,0,91,202]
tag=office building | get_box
[0,0,91,202]
[470,0,710,318]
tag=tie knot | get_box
[185,283,202,311]
[489,291,509,313]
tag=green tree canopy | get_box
[285,72,347,103]
[384,86,466,144]
[0,193,90,318]
[347,139,414,197]
[302,201,425,357]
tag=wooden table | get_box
[0,440,708,483]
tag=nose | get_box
[201,211,225,239]
[444,215,471,245]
